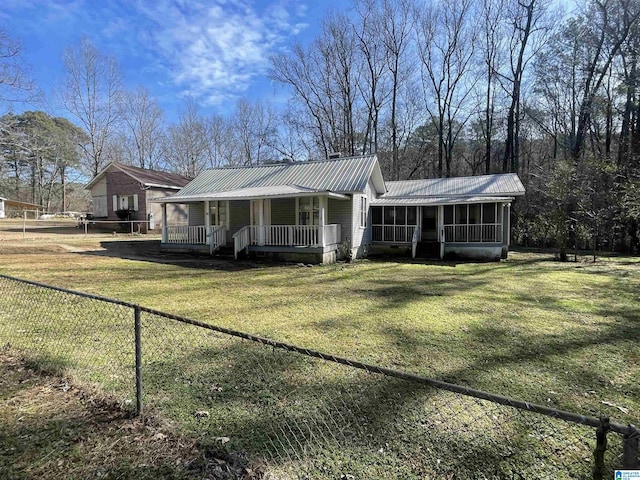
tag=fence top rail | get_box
[0,272,634,437]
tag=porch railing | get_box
[443,223,503,243]
[164,225,208,244]
[371,225,417,243]
[209,225,226,254]
[233,224,342,259]
[233,227,251,259]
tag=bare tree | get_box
[380,0,415,180]
[62,37,122,177]
[205,114,235,168]
[499,0,551,173]
[118,87,164,169]
[479,0,505,173]
[270,12,361,158]
[354,0,390,155]
[417,0,479,177]
[570,0,640,161]
[164,98,208,178]
[232,98,277,166]
[0,28,36,105]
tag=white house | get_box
[153,155,525,263]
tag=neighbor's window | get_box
[115,194,138,211]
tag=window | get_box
[210,201,227,227]
[360,196,367,227]
[442,202,502,243]
[371,206,417,242]
[482,203,496,223]
[444,205,454,224]
[456,204,468,224]
[468,204,480,224]
[113,194,138,212]
[298,196,319,225]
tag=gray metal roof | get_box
[371,196,515,206]
[382,173,525,198]
[172,155,385,198]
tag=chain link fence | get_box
[0,273,637,479]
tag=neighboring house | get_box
[153,154,525,263]
[0,197,44,218]
[85,163,192,232]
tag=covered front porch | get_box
[156,186,349,264]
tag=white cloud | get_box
[132,0,309,105]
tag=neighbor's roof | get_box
[0,197,45,209]
[168,155,385,201]
[85,163,192,190]
[376,173,525,202]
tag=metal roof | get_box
[382,173,525,198]
[85,162,192,190]
[371,196,515,206]
[172,155,385,199]
[154,185,350,203]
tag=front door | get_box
[251,199,271,245]
[421,206,438,241]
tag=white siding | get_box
[188,203,205,226]
[92,177,107,196]
[328,197,352,246]
[271,198,296,225]
[147,190,188,228]
[93,195,107,217]
[351,178,376,258]
[229,200,250,242]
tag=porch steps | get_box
[214,245,235,258]
[415,241,440,259]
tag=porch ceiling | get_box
[152,184,349,203]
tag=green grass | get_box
[0,238,638,478]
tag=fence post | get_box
[593,416,610,480]
[134,305,142,416]
[623,424,640,469]
[23,211,26,240]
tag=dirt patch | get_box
[0,350,263,480]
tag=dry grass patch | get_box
[0,350,262,480]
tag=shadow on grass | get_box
[140,333,600,479]
[73,240,262,272]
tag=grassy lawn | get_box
[0,232,638,478]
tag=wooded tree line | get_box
[1,0,639,255]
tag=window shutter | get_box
[133,194,139,211]
[112,195,118,212]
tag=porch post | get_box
[319,196,326,247]
[506,203,511,248]
[438,205,444,259]
[204,201,212,253]
[258,199,265,246]
[162,203,168,243]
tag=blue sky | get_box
[2,0,347,121]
